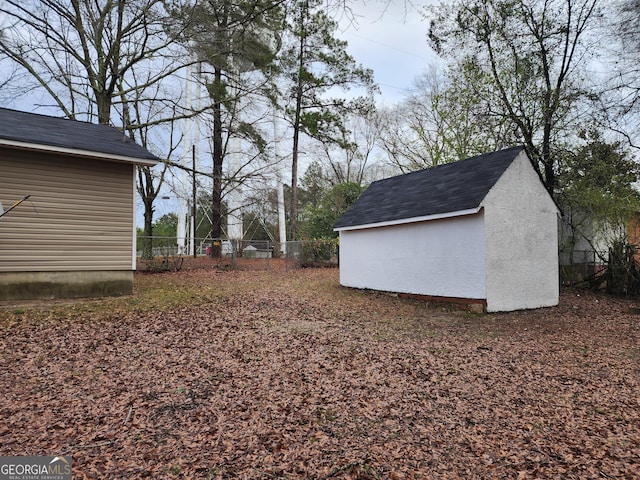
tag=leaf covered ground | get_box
[1,267,639,479]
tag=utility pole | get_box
[192,144,197,258]
[273,109,286,254]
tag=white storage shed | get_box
[334,147,560,312]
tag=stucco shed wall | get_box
[339,213,487,300]
[481,152,559,312]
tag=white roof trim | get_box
[334,207,482,232]
[0,138,158,167]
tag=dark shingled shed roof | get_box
[0,107,158,163]
[334,146,525,229]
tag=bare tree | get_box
[427,0,601,195]
[597,0,640,149]
[378,65,517,173]
[0,0,191,123]
[315,111,381,186]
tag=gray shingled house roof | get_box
[0,107,158,163]
[334,146,525,229]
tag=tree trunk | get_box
[290,123,300,240]
[142,197,154,259]
[289,6,306,241]
[211,66,224,257]
[138,166,156,260]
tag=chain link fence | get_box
[559,249,607,286]
[139,237,622,288]
[136,236,338,272]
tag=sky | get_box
[336,1,441,104]
[0,2,440,110]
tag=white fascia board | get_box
[0,138,159,167]
[334,207,482,232]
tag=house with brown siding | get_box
[0,108,158,301]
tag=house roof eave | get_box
[0,138,159,167]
